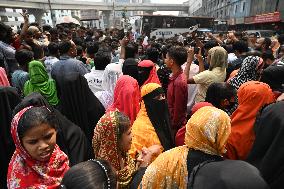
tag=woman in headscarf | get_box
[93,110,158,188]
[107,75,140,125]
[0,67,10,86]
[129,83,175,159]
[247,101,284,188]
[57,72,105,143]
[24,60,59,106]
[95,63,122,109]
[13,92,94,166]
[226,81,275,160]
[122,58,139,81]
[188,160,269,189]
[0,86,20,189]
[175,102,213,146]
[137,60,161,87]
[186,46,228,103]
[228,56,262,90]
[139,106,231,188]
[7,106,69,189]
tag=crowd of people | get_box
[1,11,284,189]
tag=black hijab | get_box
[57,72,105,143]
[247,101,284,188]
[122,58,139,81]
[137,66,152,86]
[260,64,284,92]
[13,92,94,166]
[188,160,269,189]
[0,87,21,189]
[143,87,174,151]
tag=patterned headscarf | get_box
[228,56,261,90]
[92,110,136,188]
[140,106,231,189]
[185,106,231,155]
[7,106,69,189]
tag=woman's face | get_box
[22,123,57,162]
[119,127,132,152]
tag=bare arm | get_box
[19,11,29,40]
[192,31,204,48]
[119,37,128,60]
[196,48,205,73]
[184,47,196,84]
[208,33,223,45]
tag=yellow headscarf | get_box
[129,83,163,159]
[140,106,231,188]
[185,106,231,155]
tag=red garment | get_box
[107,75,140,125]
[93,110,120,170]
[0,67,10,86]
[175,102,213,146]
[7,107,69,189]
[138,60,161,86]
[12,37,21,50]
[167,70,188,132]
[226,81,275,160]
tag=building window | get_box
[235,4,238,14]
[243,2,246,12]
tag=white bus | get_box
[130,15,214,39]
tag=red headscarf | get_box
[175,102,213,146]
[92,110,137,187]
[0,67,10,86]
[226,81,275,160]
[138,60,161,87]
[107,75,140,125]
[7,106,69,189]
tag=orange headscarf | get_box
[226,81,275,160]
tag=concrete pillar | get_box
[0,8,8,23]
[28,9,45,26]
[102,10,112,28]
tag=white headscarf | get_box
[95,63,122,109]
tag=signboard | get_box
[244,16,255,24]
[254,12,281,23]
[80,10,99,21]
[235,17,244,25]
[227,18,235,25]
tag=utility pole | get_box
[275,0,280,11]
[112,0,115,27]
[48,0,55,26]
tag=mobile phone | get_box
[194,47,200,54]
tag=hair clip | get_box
[89,159,111,189]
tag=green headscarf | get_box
[24,60,59,105]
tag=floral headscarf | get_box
[185,106,231,155]
[7,106,69,189]
[92,110,136,188]
[139,106,231,189]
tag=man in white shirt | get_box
[85,48,111,94]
